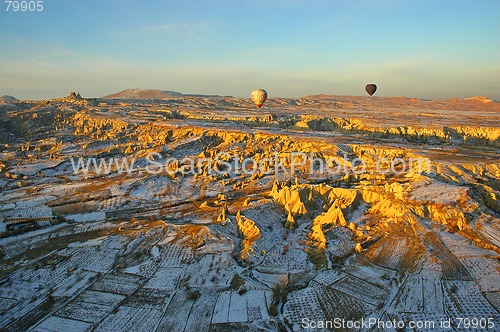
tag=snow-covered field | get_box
[0,94,499,331]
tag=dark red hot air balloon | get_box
[365,84,377,96]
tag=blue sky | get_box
[1,0,499,99]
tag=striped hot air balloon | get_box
[251,89,267,108]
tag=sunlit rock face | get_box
[0,92,499,331]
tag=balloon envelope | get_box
[251,89,268,108]
[365,84,377,96]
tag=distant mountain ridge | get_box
[464,96,493,103]
[0,95,18,103]
[102,89,184,99]
[102,89,229,99]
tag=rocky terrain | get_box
[0,91,499,331]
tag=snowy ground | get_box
[0,94,499,331]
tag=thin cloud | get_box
[24,51,75,63]
[119,21,221,39]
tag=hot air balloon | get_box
[251,89,267,108]
[365,84,377,96]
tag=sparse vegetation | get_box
[186,288,201,301]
